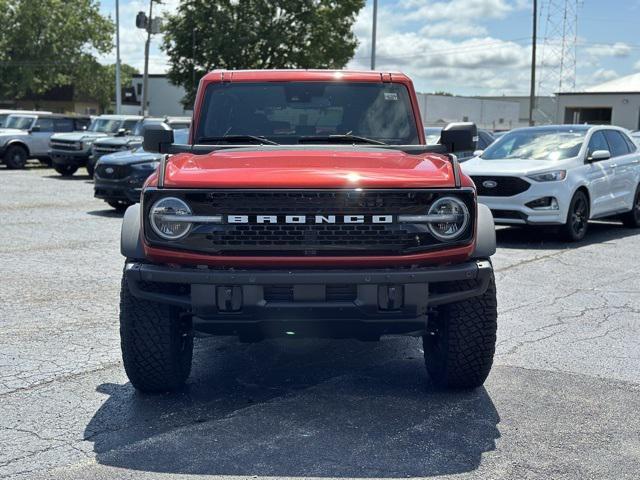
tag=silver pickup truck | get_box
[0,113,90,169]
[49,114,142,177]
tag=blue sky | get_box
[98,0,640,96]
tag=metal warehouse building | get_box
[557,73,640,130]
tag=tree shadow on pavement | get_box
[496,221,639,251]
[84,337,500,478]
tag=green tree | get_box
[0,0,114,100]
[162,0,365,107]
[76,61,139,112]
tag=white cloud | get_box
[584,42,632,59]
[98,0,180,73]
[400,0,515,21]
[349,1,532,95]
[591,68,619,83]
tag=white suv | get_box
[462,125,640,241]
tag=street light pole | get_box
[528,0,537,126]
[115,0,121,114]
[370,0,377,70]
[141,0,154,116]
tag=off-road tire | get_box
[4,145,28,169]
[560,190,590,241]
[54,164,78,176]
[621,185,640,228]
[423,272,497,389]
[120,274,193,393]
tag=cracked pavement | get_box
[0,166,639,479]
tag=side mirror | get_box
[115,128,127,137]
[143,123,174,154]
[587,150,611,162]
[29,125,41,133]
[440,122,477,154]
[473,149,484,157]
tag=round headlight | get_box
[150,197,192,240]
[427,196,470,241]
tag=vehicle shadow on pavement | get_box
[87,209,125,218]
[43,174,92,181]
[496,221,639,250]
[84,337,500,477]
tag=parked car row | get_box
[0,112,91,168]
[93,128,189,211]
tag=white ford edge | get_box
[462,125,640,241]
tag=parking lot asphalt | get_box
[1,165,639,480]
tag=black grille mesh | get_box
[95,164,130,180]
[471,176,531,197]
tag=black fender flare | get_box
[120,204,145,260]
[472,203,496,259]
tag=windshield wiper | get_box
[298,134,387,145]
[198,135,279,145]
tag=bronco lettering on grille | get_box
[226,215,394,224]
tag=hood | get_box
[98,148,160,165]
[461,156,575,176]
[51,131,109,141]
[0,128,27,138]
[158,147,456,189]
[94,135,143,147]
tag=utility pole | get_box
[370,0,377,70]
[528,0,537,126]
[115,0,121,114]
[141,0,155,116]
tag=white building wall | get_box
[556,93,640,130]
[130,76,193,117]
[416,94,519,130]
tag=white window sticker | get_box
[384,92,398,101]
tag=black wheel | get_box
[54,164,78,176]
[3,145,28,169]
[108,200,132,213]
[120,274,193,393]
[561,190,590,241]
[86,161,95,179]
[621,185,640,228]
[423,272,497,390]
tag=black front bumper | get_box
[50,150,90,167]
[125,260,492,335]
[94,177,142,203]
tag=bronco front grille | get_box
[471,175,531,197]
[50,140,80,151]
[143,189,476,256]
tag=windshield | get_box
[196,81,420,145]
[89,118,139,134]
[481,128,588,161]
[4,115,36,130]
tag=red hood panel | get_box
[160,149,455,189]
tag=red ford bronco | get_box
[120,70,497,393]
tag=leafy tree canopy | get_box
[0,0,114,100]
[77,62,139,112]
[162,0,365,107]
